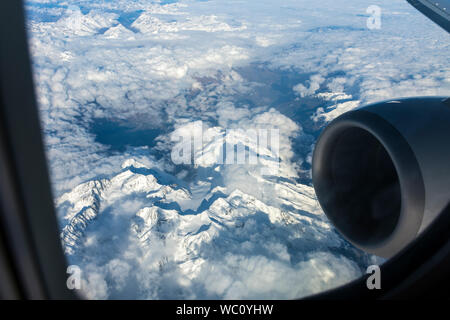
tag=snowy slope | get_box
[56,126,373,299]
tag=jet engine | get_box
[312,97,450,258]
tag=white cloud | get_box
[293,74,325,97]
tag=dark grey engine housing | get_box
[312,97,450,258]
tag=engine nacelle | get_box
[312,97,450,258]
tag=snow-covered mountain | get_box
[56,122,373,299]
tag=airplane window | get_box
[24,0,450,299]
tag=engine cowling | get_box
[312,97,450,258]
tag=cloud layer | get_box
[25,0,449,299]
